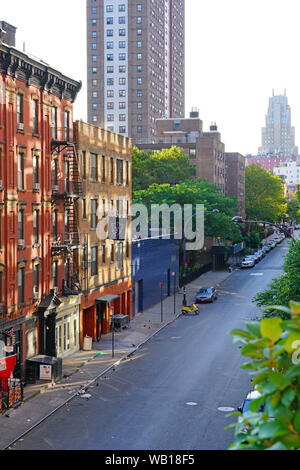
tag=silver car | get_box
[241,257,255,268]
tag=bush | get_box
[228,301,300,450]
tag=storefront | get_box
[55,295,81,359]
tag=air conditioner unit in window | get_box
[33,289,40,300]
[53,287,59,295]
[33,183,40,192]
[0,180,2,188]
[53,185,59,192]
[17,122,24,131]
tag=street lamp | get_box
[182,209,220,305]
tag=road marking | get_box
[250,273,264,276]
[186,402,198,406]
[218,407,235,413]
[171,337,182,340]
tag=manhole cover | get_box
[218,407,235,413]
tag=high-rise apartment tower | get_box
[86,0,185,144]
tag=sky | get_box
[2,0,300,155]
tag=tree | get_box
[132,146,196,190]
[253,239,300,319]
[228,301,300,450]
[245,165,287,223]
[132,179,243,243]
[287,199,300,225]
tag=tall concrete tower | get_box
[259,91,298,158]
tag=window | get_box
[92,31,97,38]
[119,114,126,121]
[107,78,114,85]
[107,66,114,73]
[119,41,126,48]
[110,244,115,262]
[119,65,126,73]
[82,150,86,179]
[92,55,97,62]
[64,110,70,141]
[137,41,142,48]
[137,126,142,133]
[119,102,126,109]
[119,29,126,36]
[33,210,39,244]
[92,43,97,49]
[107,29,113,37]
[52,261,58,288]
[33,99,38,134]
[17,94,23,127]
[106,17,113,24]
[119,126,126,134]
[107,102,114,110]
[90,153,98,180]
[106,5,113,12]
[18,267,25,305]
[107,114,114,122]
[92,79,98,86]
[92,7,97,14]
[119,17,126,24]
[119,89,126,96]
[117,159,123,184]
[137,4,142,11]
[33,264,39,297]
[53,210,58,240]
[137,53,142,60]
[119,4,126,11]
[137,77,142,84]
[92,67,98,73]
[52,107,57,139]
[117,243,123,270]
[106,41,113,49]
[137,17,142,24]
[107,54,114,61]
[137,29,142,35]
[18,153,24,190]
[90,199,98,229]
[33,155,39,185]
[107,90,114,97]
[102,243,106,264]
[82,199,87,219]
[137,65,142,72]
[102,156,106,182]
[18,210,24,241]
[91,246,98,276]
[110,158,114,183]
[119,53,126,61]
[126,161,129,185]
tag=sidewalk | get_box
[0,267,234,450]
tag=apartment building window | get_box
[82,199,87,219]
[107,102,114,110]
[33,264,39,297]
[107,30,113,37]
[82,151,86,179]
[92,43,97,50]
[106,5,113,12]
[52,261,58,288]
[137,102,142,109]
[126,241,130,258]
[110,244,115,263]
[53,210,58,240]
[137,90,142,97]
[33,99,39,134]
[18,267,25,305]
[102,243,106,264]
[92,91,98,98]
[90,199,98,229]
[101,155,106,183]
[137,29,142,35]
[137,17,142,24]
[119,29,126,36]
[119,114,126,121]
[137,53,142,60]
[117,159,123,184]
[17,93,23,128]
[92,79,98,86]
[91,246,98,276]
[119,102,126,109]
[107,54,114,61]
[107,114,114,122]
[137,65,142,72]
[92,31,97,38]
[137,114,142,121]
[119,41,126,48]
[18,210,24,242]
[119,53,126,61]
[65,259,71,288]
[117,243,123,270]
[107,42,113,49]
[107,66,114,73]
[18,153,24,190]
[33,155,39,187]
[137,126,142,134]
[110,158,114,183]
[64,110,70,141]
[119,126,126,134]
[92,19,97,25]
[136,4,142,11]
[119,4,126,11]
[33,210,39,245]
[126,161,129,185]
[137,41,142,48]
[92,55,97,62]
[92,7,97,14]
[107,90,114,97]
[90,153,98,180]
[119,65,126,73]
[52,159,58,187]
[107,17,113,24]
[119,17,126,24]
[92,67,98,74]
[107,78,114,85]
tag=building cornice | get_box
[0,44,81,103]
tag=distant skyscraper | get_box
[259,90,298,158]
[86,0,185,144]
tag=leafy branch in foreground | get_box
[228,301,300,450]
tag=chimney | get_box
[210,122,218,132]
[0,21,17,47]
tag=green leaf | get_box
[258,421,289,440]
[281,388,296,407]
[293,409,300,433]
[248,396,265,412]
[241,343,264,359]
[268,372,290,391]
[290,301,300,316]
[246,321,262,338]
[284,332,300,354]
[260,318,283,343]
[267,442,288,450]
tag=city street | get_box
[10,239,290,451]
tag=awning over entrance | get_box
[96,295,120,305]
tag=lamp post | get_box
[159,282,163,323]
[172,272,176,315]
[182,209,219,305]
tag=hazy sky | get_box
[1,0,300,155]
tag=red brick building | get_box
[0,35,81,379]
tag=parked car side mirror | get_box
[237,407,242,413]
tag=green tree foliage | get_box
[132,146,196,190]
[246,165,287,223]
[287,199,300,224]
[133,179,243,243]
[253,239,300,319]
[228,301,300,450]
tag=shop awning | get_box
[96,295,120,304]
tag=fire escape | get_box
[51,126,88,296]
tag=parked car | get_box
[195,287,218,303]
[262,245,270,255]
[252,252,261,263]
[241,257,255,268]
[258,249,265,258]
[238,389,264,434]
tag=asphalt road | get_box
[12,238,291,451]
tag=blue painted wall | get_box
[132,236,180,316]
